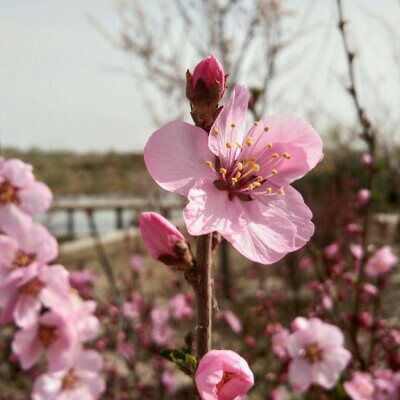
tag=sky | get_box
[1,0,399,153]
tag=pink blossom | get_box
[140,212,193,269]
[151,306,170,326]
[144,85,323,264]
[272,328,289,361]
[161,370,178,395]
[0,158,52,236]
[218,310,242,334]
[0,263,70,327]
[170,294,192,321]
[123,294,143,320]
[286,318,351,391]
[357,189,371,207]
[323,242,340,259]
[344,372,375,400]
[195,350,254,400]
[269,386,289,400]
[69,268,96,297]
[130,253,144,272]
[361,153,373,168]
[0,223,58,281]
[365,246,397,277]
[151,325,174,347]
[31,349,105,400]
[12,309,78,371]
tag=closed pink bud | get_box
[192,55,225,93]
[361,153,373,168]
[365,246,397,277]
[139,212,193,270]
[356,189,371,207]
[195,350,254,400]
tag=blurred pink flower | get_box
[323,242,340,260]
[161,370,178,395]
[130,253,144,272]
[0,158,52,236]
[144,85,323,264]
[69,268,96,297]
[12,310,78,371]
[365,246,397,277]
[0,223,58,281]
[195,349,254,400]
[361,153,373,168]
[344,372,375,400]
[286,317,351,391]
[0,264,70,327]
[31,349,105,400]
[140,212,192,269]
[218,310,242,334]
[272,328,289,361]
[123,294,143,320]
[357,189,371,207]
[170,294,192,321]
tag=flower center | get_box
[0,181,18,204]
[38,325,59,347]
[11,251,35,269]
[19,277,44,297]
[304,342,323,363]
[216,371,237,392]
[356,381,373,396]
[62,371,77,390]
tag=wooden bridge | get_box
[48,196,186,238]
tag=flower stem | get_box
[195,233,213,358]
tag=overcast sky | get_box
[1,0,399,153]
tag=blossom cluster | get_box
[0,157,105,399]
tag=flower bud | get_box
[186,55,227,130]
[139,212,194,271]
[356,188,371,207]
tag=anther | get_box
[220,168,227,175]
[226,142,232,149]
[277,189,284,195]
[243,157,248,163]
[254,121,260,126]
[247,184,255,190]
[272,153,279,159]
[253,164,260,173]
[253,182,261,187]
[231,177,238,183]
[250,157,257,162]
[264,126,269,132]
[267,143,273,149]
[235,172,241,179]
[283,152,291,159]
[237,163,243,170]
[271,169,277,175]
[257,176,263,181]
[246,138,253,147]
[214,129,220,135]
[206,161,212,168]
[266,188,272,194]
[236,142,243,149]
[231,123,236,128]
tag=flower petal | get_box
[183,180,245,236]
[288,358,312,392]
[258,186,314,249]
[224,200,296,264]
[0,203,32,236]
[144,121,214,196]
[245,114,323,186]
[208,85,249,164]
[18,182,52,215]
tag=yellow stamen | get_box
[231,177,238,183]
[254,121,260,126]
[272,153,279,159]
[243,157,248,163]
[214,129,220,135]
[206,161,212,168]
[247,184,255,190]
[277,189,284,195]
[237,163,243,171]
[252,164,260,173]
[283,152,291,159]
[226,142,232,149]
[253,182,261,187]
[246,138,253,147]
[235,172,241,179]
[271,169,277,175]
[266,187,272,193]
[264,126,269,132]
[250,157,257,162]
[236,142,243,149]
[267,143,273,149]
[257,176,263,181]
[231,123,236,128]
[220,168,227,175]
